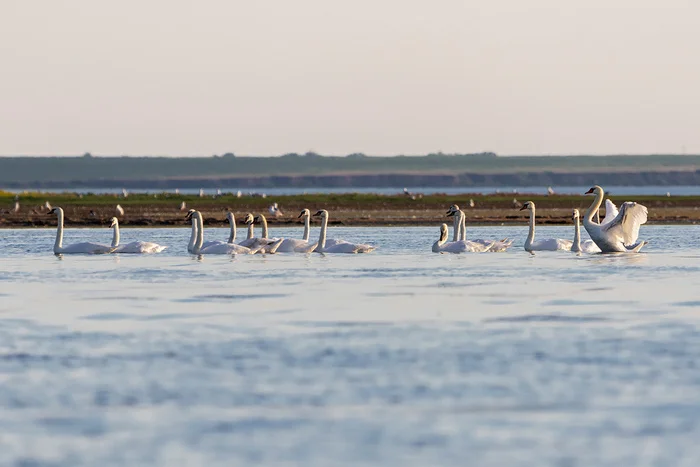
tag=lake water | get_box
[1,224,700,466]
[5,185,700,196]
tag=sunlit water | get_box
[1,225,700,466]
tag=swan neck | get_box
[585,188,604,223]
[572,216,581,252]
[452,214,459,242]
[193,212,204,254]
[303,214,310,241]
[188,216,197,253]
[318,215,328,249]
[260,215,268,238]
[111,221,120,248]
[54,209,64,252]
[460,211,466,241]
[526,208,536,247]
[228,215,236,243]
[247,222,254,239]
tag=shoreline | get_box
[2,193,700,228]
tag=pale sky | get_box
[1,0,699,156]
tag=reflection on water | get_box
[1,225,700,466]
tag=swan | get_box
[186,210,198,253]
[239,213,284,253]
[583,186,648,253]
[189,211,263,255]
[447,205,513,252]
[312,210,376,253]
[109,217,167,253]
[443,210,497,252]
[432,223,494,253]
[571,209,601,254]
[199,211,238,250]
[520,201,573,252]
[265,210,317,253]
[49,207,114,255]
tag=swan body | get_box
[50,207,114,255]
[571,209,601,254]
[520,201,573,252]
[253,213,315,253]
[200,212,238,250]
[109,217,167,253]
[432,224,494,253]
[447,206,512,252]
[583,186,648,253]
[240,214,288,253]
[313,210,375,253]
[187,211,260,254]
[271,210,318,253]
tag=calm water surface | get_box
[1,224,700,466]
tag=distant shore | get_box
[2,193,699,227]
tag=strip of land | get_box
[2,192,699,227]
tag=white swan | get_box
[600,199,619,226]
[238,214,272,249]
[432,223,494,253]
[267,210,318,253]
[443,211,496,252]
[189,211,263,255]
[447,205,513,252]
[312,210,376,253]
[199,211,238,250]
[109,217,167,253]
[571,209,601,254]
[583,186,648,253]
[520,201,573,252]
[49,207,114,255]
[239,214,288,253]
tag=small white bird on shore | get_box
[179,201,187,211]
[116,204,124,216]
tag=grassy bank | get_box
[2,192,700,227]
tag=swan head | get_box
[226,211,235,222]
[313,210,328,218]
[243,213,255,225]
[185,209,196,221]
[109,217,118,228]
[48,207,62,216]
[585,185,603,195]
[446,204,460,215]
[298,208,310,219]
[520,201,534,212]
[572,209,580,220]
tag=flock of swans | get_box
[48,206,376,255]
[45,185,649,256]
[434,185,648,254]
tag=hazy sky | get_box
[1,0,699,156]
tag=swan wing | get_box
[201,242,253,254]
[275,238,313,253]
[580,240,601,254]
[601,202,648,245]
[530,238,572,251]
[323,241,375,254]
[61,242,114,254]
[114,241,167,254]
[201,240,225,249]
[601,199,619,226]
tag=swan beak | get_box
[312,211,322,217]
[518,205,527,211]
[297,212,304,219]
[584,188,594,194]
[446,211,455,217]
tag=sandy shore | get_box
[2,193,700,227]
